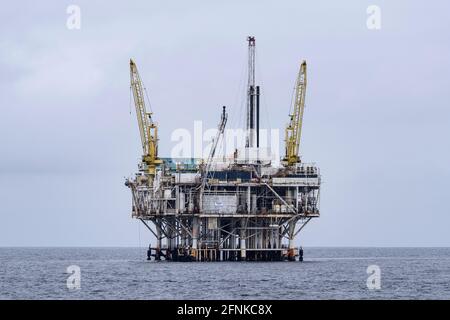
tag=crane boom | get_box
[200,106,228,193]
[284,60,307,166]
[129,59,161,176]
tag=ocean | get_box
[1,247,449,299]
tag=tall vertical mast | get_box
[245,36,256,148]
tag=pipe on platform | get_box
[240,219,246,260]
[256,86,260,148]
[192,216,199,261]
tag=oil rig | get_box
[125,37,321,261]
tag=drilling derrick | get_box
[126,38,321,262]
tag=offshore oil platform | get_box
[125,37,321,261]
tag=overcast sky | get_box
[1,0,449,247]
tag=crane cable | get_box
[254,48,272,132]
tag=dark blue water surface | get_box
[1,247,449,299]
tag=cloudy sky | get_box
[1,0,449,247]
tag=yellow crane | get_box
[129,59,162,178]
[284,60,307,166]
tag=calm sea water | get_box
[0,247,449,299]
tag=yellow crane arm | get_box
[284,60,307,166]
[129,59,160,175]
[130,59,151,155]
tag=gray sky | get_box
[1,0,449,247]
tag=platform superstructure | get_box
[125,37,321,261]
